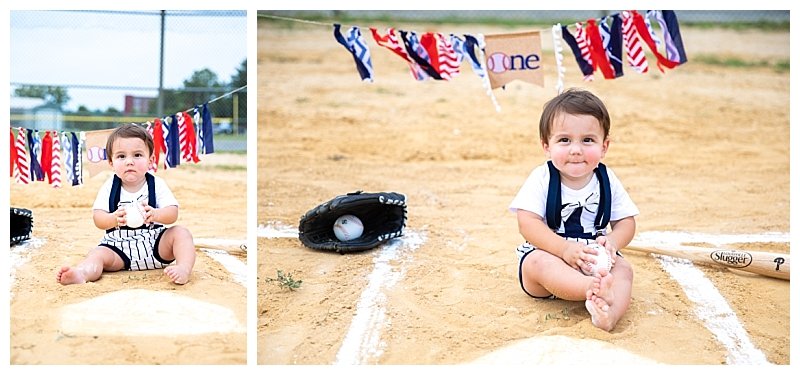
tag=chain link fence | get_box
[261,10,789,25]
[10,10,247,152]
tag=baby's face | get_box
[543,112,608,188]
[109,137,152,185]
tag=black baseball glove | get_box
[298,191,407,254]
[11,207,33,246]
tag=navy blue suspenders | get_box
[108,173,157,231]
[545,160,611,234]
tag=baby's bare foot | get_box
[585,297,614,331]
[164,265,191,285]
[57,266,87,285]
[588,269,615,305]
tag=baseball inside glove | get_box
[298,191,407,254]
[11,207,33,246]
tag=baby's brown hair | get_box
[539,88,611,143]
[105,123,155,157]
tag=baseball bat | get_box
[625,240,790,280]
[194,238,247,254]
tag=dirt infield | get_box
[9,153,247,364]
[257,19,789,365]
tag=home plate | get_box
[60,289,245,336]
[470,335,660,364]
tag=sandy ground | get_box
[257,19,789,365]
[9,152,248,364]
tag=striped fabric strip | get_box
[10,129,18,179]
[72,132,86,186]
[449,34,465,65]
[574,23,595,81]
[15,128,30,184]
[178,112,188,162]
[201,103,215,154]
[435,33,460,80]
[180,112,199,163]
[166,115,180,168]
[399,30,443,80]
[370,27,429,81]
[585,19,616,79]
[621,11,649,74]
[333,24,374,82]
[600,15,624,77]
[27,129,44,181]
[462,34,487,79]
[62,132,73,184]
[630,10,679,72]
[658,10,688,64]
[72,132,83,186]
[51,131,62,188]
[645,10,662,47]
[574,23,593,68]
[193,106,203,154]
[561,25,595,80]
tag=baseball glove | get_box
[298,191,407,254]
[11,207,33,246]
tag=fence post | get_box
[233,93,239,134]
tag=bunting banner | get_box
[621,11,650,74]
[484,31,544,89]
[84,128,113,177]
[333,24,374,82]
[658,10,688,64]
[200,103,215,154]
[27,129,44,182]
[166,114,181,168]
[50,131,63,188]
[10,129,18,178]
[40,131,54,185]
[399,30,443,80]
[70,132,83,186]
[371,27,429,81]
[14,128,30,184]
[61,132,73,184]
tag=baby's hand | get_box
[595,236,618,264]
[114,207,127,227]
[563,241,593,272]
[142,205,156,224]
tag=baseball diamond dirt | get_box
[257,17,790,365]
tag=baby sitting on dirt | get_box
[57,124,196,285]
[509,88,639,331]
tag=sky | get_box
[9,10,247,112]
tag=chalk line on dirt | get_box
[258,221,298,238]
[656,255,769,365]
[333,231,426,365]
[259,222,427,364]
[9,237,45,298]
[60,289,246,336]
[637,231,787,365]
[201,248,247,287]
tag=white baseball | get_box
[585,243,613,276]
[124,202,145,228]
[333,215,363,241]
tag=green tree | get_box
[14,85,70,106]
[162,68,224,115]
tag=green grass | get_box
[265,270,303,291]
[692,54,790,73]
